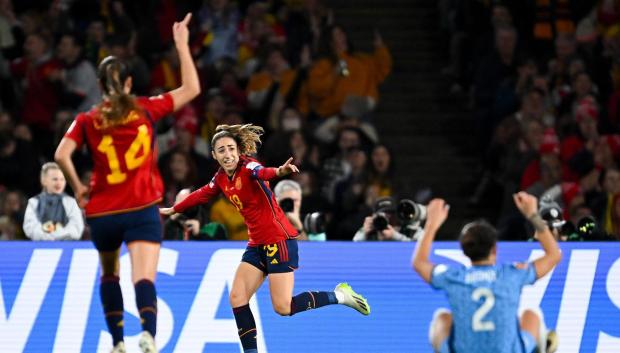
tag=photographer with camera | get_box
[353,197,425,241]
[274,179,327,241]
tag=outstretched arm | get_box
[161,179,221,216]
[252,157,300,181]
[168,13,201,111]
[412,199,450,283]
[513,192,562,278]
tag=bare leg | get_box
[268,272,295,316]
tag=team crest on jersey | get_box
[235,177,242,190]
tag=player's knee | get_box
[272,299,291,316]
[229,288,248,307]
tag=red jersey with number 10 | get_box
[64,93,174,217]
[173,155,298,245]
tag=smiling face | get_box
[41,168,66,194]
[212,136,240,175]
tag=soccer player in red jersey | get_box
[160,124,370,353]
[54,14,200,353]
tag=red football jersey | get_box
[173,155,298,245]
[65,94,174,217]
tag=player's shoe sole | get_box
[335,283,370,315]
[138,331,158,353]
[110,341,126,353]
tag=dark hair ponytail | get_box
[97,56,136,127]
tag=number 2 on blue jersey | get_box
[471,287,495,332]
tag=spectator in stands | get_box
[237,1,286,75]
[199,88,228,143]
[23,162,84,241]
[84,18,106,64]
[218,69,247,109]
[160,150,199,207]
[274,179,308,240]
[314,94,379,145]
[607,192,620,239]
[261,106,305,166]
[532,0,575,60]
[163,188,226,240]
[557,71,598,119]
[149,43,180,95]
[55,32,101,113]
[0,189,26,240]
[246,45,299,130]
[0,130,41,196]
[158,105,215,184]
[283,0,333,64]
[320,126,364,204]
[104,33,150,95]
[195,0,239,67]
[306,25,392,118]
[353,197,411,241]
[368,143,397,198]
[9,31,62,157]
[334,146,371,237]
[473,25,520,152]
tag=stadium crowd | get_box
[0,0,396,241]
[439,0,620,240]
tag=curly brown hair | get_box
[211,124,264,155]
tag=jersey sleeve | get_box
[505,262,537,287]
[430,264,453,290]
[139,93,174,122]
[63,113,87,147]
[173,177,221,213]
[246,161,278,180]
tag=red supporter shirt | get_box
[65,93,174,217]
[173,155,298,245]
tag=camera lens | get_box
[397,199,427,222]
[279,198,294,213]
[303,212,325,234]
[372,213,389,231]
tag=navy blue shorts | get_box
[242,239,299,274]
[87,205,162,252]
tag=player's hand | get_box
[276,157,300,177]
[74,183,90,209]
[425,198,449,231]
[173,13,192,47]
[160,207,177,216]
[513,191,538,217]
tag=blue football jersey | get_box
[431,262,537,353]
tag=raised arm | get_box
[168,13,201,111]
[412,199,450,283]
[513,191,562,279]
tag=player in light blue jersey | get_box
[412,192,561,353]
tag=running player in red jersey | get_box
[54,13,199,353]
[160,124,370,353]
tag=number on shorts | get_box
[471,287,495,332]
[97,124,151,185]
